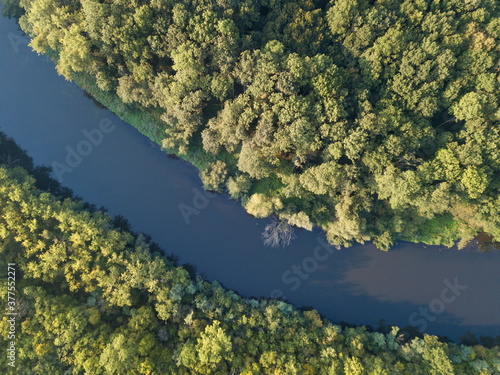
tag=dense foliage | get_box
[3,0,500,250]
[0,155,499,373]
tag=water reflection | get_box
[334,243,500,329]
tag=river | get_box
[1,14,499,341]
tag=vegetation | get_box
[3,0,500,249]
[0,135,500,374]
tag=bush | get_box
[227,174,252,199]
[200,161,228,193]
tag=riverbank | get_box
[10,0,498,251]
[70,67,465,250]
[1,156,500,373]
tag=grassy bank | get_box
[12,0,497,251]
[73,70,467,249]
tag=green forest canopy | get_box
[0,148,499,373]
[3,0,500,250]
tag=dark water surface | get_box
[1,15,499,341]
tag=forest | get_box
[0,130,499,374]
[3,0,500,249]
